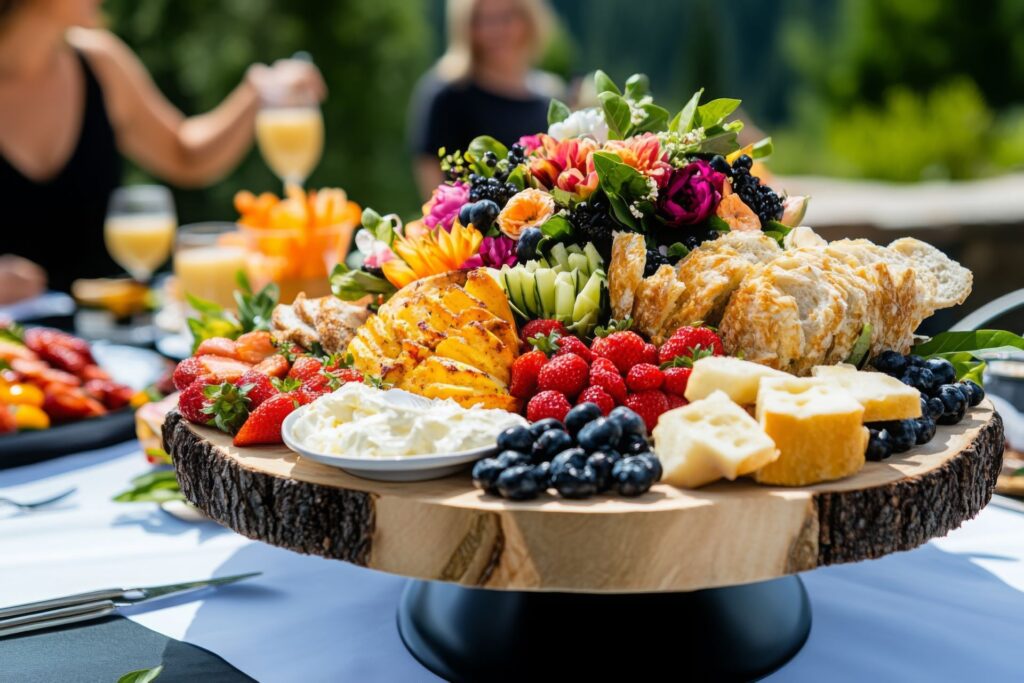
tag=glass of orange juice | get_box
[174,222,249,310]
[104,185,177,283]
[256,106,324,188]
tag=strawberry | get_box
[537,353,589,399]
[288,356,324,383]
[0,407,13,434]
[662,366,692,397]
[509,350,548,400]
[195,355,253,383]
[234,392,304,446]
[235,331,276,363]
[253,354,290,378]
[235,370,279,408]
[624,390,670,432]
[195,337,240,360]
[553,335,593,363]
[173,357,207,391]
[178,378,216,425]
[641,343,658,366]
[42,386,106,422]
[626,363,664,392]
[520,319,568,348]
[84,379,134,410]
[658,326,724,365]
[201,381,252,434]
[333,368,364,384]
[665,393,688,410]
[591,331,646,374]
[79,364,112,382]
[577,386,614,415]
[589,358,627,404]
[526,390,571,423]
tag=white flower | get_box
[548,108,609,144]
[628,202,644,220]
[355,228,395,264]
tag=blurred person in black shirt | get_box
[409,0,563,198]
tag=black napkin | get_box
[0,615,254,682]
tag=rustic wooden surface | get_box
[165,402,1004,593]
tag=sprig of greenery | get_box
[186,271,278,351]
[911,329,1024,385]
[113,470,182,504]
[117,665,163,683]
[330,263,397,303]
[0,323,25,345]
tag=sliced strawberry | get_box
[235,331,277,363]
[253,354,290,378]
[84,379,134,410]
[43,386,106,422]
[233,393,304,446]
[195,337,240,359]
[79,364,112,382]
[195,355,252,383]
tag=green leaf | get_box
[593,69,620,96]
[667,242,690,260]
[128,469,179,489]
[752,136,774,160]
[506,164,528,191]
[330,263,397,302]
[118,665,164,683]
[539,214,573,240]
[547,98,571,126]
[598,92,632,140]
[466,135,509,164]
[361,207,382,230]
[635,103,670,133]
[695,98,741,129]
[184,293,224,318]
[549,187,577,207]
[624,73,649,100]
[605,194,639,230]
[912,330,1024,357]
[697,127,741,155]
[671,89,703,133]
[845,324,873,368]
[707,215,732,233]
[0,323,25,345]
[592,151,650,200]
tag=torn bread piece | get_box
[887,237,973,309]
[608,231,647,321]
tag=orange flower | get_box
[496,189,556,240]
[603,133,671,186]
[529,134,599,200]
[382,221,484,288]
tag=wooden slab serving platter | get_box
[165,403,1003,593]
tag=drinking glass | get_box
[104,185,177,283]
[255,55,324,188]
[173,222,249,310]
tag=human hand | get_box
[247,58,327,107]
[0,255,46,305]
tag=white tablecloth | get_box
[2,443,1023,682]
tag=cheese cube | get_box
[811,364,921,421]
[684,356,791,405]
[753,377,867,486]
[654,390,779,488]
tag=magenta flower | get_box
[422,181,469,231]
[658,160,726,226]
[518,134,544,154]
[463,235,518,269]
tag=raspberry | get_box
[589,360,627,404]
[591,331,646,374]
[626,363,664,392]
[662,366,692,397]
[641,343,658,366]
[577,386,614,415]
[520,319,568,348]
[624,391,670,433]
[554,335,593,363]
[510,350,548,399]
[527,390,572,423]
[665,394,688,410]
[659,326,724,365]
[537,353,589,399]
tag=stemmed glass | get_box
[103,185,177,284]
[255,54,324,189]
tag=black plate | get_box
[0,344,169,469]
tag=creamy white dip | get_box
[288,383,526,458]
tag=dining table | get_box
[1,438,1024,682]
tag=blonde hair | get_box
[436,0,554,83]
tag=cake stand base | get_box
[397,576,811,682]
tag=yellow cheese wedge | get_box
[811,364,921,422]
[753,377,867,486]
[654,390,779,488]
[684,355,791,405]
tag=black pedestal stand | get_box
[397,575,811,682]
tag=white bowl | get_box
[280,389,507,482]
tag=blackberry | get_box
[729,158,783,227]
[568,196,621,258]
[469,174,518,207]
[643,249,670,277]
[507,143,527,167]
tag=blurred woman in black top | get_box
[409,0,563,199]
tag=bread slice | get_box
[713,230,783,264]
[811,364,922,421]
[684,355,791,405]
[888,237,973,309]
[783,226,827,250]
[753,377,867,486]
[719,264,804,371]
[631,264,687,342]
[664,247,755,333]
[608,231,647,321]
[653,390,779,488]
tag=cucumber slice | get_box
[524,260,538,273]
[537,256,550,269]
[535,268,558,317]
[519,270,538,317]
[566,243,584,256]
[549,242,570,270]
[567,252,588,275]
[568,311,598,336]
[554,272,575,323]
[572,271,606,321]
[584,243,604,275]
[504,268,525,312]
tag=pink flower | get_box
[518,134,544,153]
[658,159,726,226]
[463,235,518,269]
[529,134,599,201]
[603,133,672,187]
[422,181,469,231]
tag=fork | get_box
[0,487,77,511]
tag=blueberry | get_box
[872,350,907,377]
[961,380,985,407]
[458,203,473,228]
[732,154,753,171]
[552,465,599,499]
[935,384,967,425]
[612,457,655,496]
[865,428,894,462]
[608,406,647,439]
[906,355,926,368]
[635,452,663,482]
[471,457,505,493]
[914,416,937,445]
[925,396,944,421]
[565,402,602,437]
[496,450,531,469]
[516,227,544,262]
[709,154,732,176]
[468,200,500,231]
[925,358,956,386]
[587,449,621,491]
[532,429,574,462]
[550,447,588,476]
[529,418,563,439]
[882,419,917,453]
[496,425,534,453]
[530,461,551,490]
[496,465,540,500]
[901,366,937,394]
[576,417,623,452]
[617,432,651,455]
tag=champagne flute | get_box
[255,53,324,189]
[103,185,177,284]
